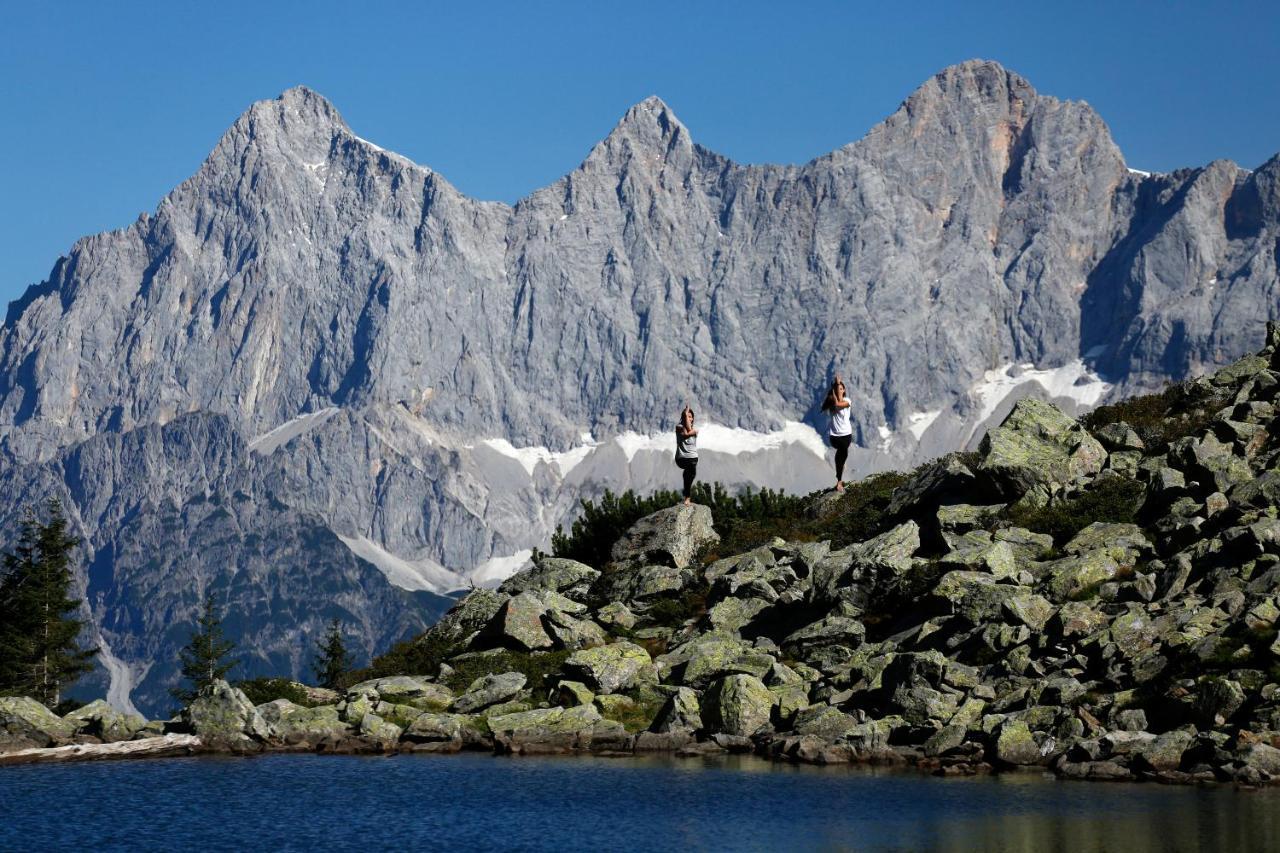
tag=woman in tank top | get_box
[822,376,852,492]
[674,405,699,505]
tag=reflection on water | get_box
[2,752,1277,852]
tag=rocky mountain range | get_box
[1,59,1276,716]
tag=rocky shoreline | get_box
[12,331,1280,788]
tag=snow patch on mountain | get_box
[971,361,1112,426]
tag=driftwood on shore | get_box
[0,734,201,767]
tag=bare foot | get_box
[683,497,692,506]
[835,481,845,492]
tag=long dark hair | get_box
[821,379,845,415]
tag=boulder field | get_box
[12,329,1280,785]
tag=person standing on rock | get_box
[675,405,699,505]
[822,376,853,492]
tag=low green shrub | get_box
[235,677,316,707]
[441,649,571,695]
[1082,381,1229,452]
[1004,476,1146,545]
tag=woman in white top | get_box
[674,405,699,505]
[822,376,853,492]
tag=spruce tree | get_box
[171,593,238,705]
[311,618,350,690]
[0,500,95,707]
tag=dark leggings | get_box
[676,457,697,498]
[830,434,851,482]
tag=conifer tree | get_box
[0,499,96,707]
[171,592,238,704]
[311,618,350,690]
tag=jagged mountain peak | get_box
[583,94,694,166]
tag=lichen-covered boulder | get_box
[810,521,920,603]
[1042,550,1121,600]
[488,705,621,754]
[978,398,1106,496]
[258,700,349,746]
[346,676,453,711]
[596,602,637,630]
[650,686,702,733]
[563,642,657,694]
[358,712,403,747]
[554,680,595,707]
[782,616,866,653]
[793,705,860,740]
[702,674,772,737]
[499,557,600,601]
[546,611,609,650]
[181,680,269,749]
[657,635,774,688]
[610,503,719,570]
[932,571,1021,623]
[63,699,147,743]
[0,696,76,750]
[480,591,558,651]
[1063,522,1152,557]
[417,589,509,648]
[1002,592,1055,630]
[706,597,770,633]
[450,672,528,714]
[404,712,491,751]
[994,719,1042,765]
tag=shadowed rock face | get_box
[0,60,1276,717]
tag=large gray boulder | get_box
[701,674,773,737]
[488,705,623,754]
[256,700,350,746]
[450,672,528,714]
[500,558,600,601]
[609,504,719,570]
[979,398,1106,496]
[63,699,148,743]
[563,642,657,694]
[0,697,77,750]
[180,680,270,749]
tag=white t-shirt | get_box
[829,405,852,437]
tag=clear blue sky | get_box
[2,1,1278,303]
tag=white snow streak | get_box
[971,360,1112,425]
[471,550,533,587]
[248,407,340,454]
[616,421,826,463]
[1127,167,1152,178]
[906,409,943,440]
[481,436,600,477]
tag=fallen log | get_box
[0,734,201,766]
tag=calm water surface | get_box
[1,752,1277,852]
